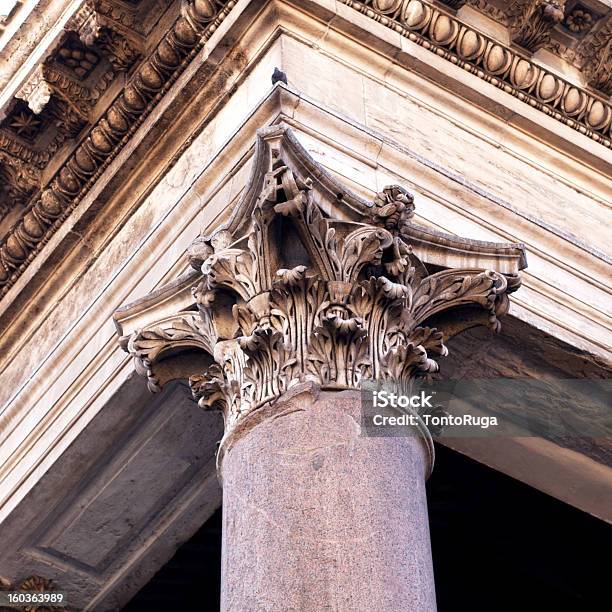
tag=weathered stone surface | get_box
[0,378,224,610]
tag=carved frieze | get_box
[0,34,114,216]
[548,15,611,96]
[0,0,604,302]
[343,1,611,145]
[460,2,611,96]
[120,127,524,439]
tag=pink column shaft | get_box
[220,386,437,612]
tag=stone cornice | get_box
[0,0,168,231]
[342,1,611,146]
[0,0,237,297]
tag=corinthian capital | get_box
[116,125,525,439]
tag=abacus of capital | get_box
[116,124,525,611]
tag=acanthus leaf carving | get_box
[126,312,215,392]
[119,127,524,441]
[0,151,41,216]
[576,21,612,96]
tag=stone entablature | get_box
[0,0,171,230]
[0,0,607,306]
[438,0,611,92]
[0,2,608,604]
[0,0,235,293]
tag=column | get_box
[122,128,521,612]
[219,385,436,612]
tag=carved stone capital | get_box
[118,127,524,443]
[187,191,513,433]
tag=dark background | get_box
[125,444,611,611]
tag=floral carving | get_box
[71,2,143,72]
[565,8,593,33]
[126,313,215,392]
[369,185,415,235]
[578,22,612,96]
